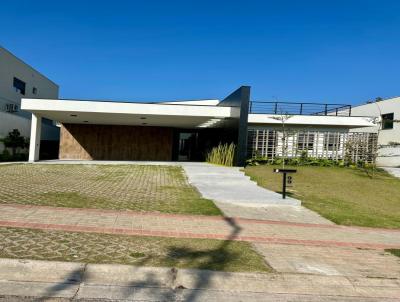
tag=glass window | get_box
[382,113,394,130]
[324,133,341,151]
[297,133,315,150]
[13,77,26,95]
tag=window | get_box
[324,133,341,151]
[32,87,37,94]
[5,104,18,113]
[297,133,315,150]
[13,77,26,95]
[381,113,394,130]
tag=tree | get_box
[271,112,292,169]
[0,129,29,156]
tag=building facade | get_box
[0,47,59,155]
[350,97,400,166]
[21,86,376,165]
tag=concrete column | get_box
[217,86,251,166]
[28,114,42,162]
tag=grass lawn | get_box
[0,164,221,216]
[245,165,400,228]
[386,249,400,258]
[0,227,270,273]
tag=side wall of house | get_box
[350,99,400,145]
[59,124,173,161]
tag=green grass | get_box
[0,227,271,273]
[0,164,222,216]
[244,165,400,228]
[37,187,221,216]
[386,249,400,258]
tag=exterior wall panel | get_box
[60,124,173,161]
[247,127,378,163]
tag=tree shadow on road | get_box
[44,266,84,299]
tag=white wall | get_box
[250,124,352,132]
[248,114,374,128]
[377,146,400,167]
[350,98,400,145]
[0,47,59,150]
[0,47,59,107]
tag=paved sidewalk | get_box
[384,167,400,178]
[215,201,333,224]
[255,243,400,278]
[0,204,399,249]
[0,258,399,301]
[182,162,301,206]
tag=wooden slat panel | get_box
[59,124,173,161]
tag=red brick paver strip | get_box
[1,203,399,249]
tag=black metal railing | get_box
[249,101,352,116]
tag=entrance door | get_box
[178,132,196,161]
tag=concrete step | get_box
[182,163,301,207]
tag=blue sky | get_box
[1,0,400,105]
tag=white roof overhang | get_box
[21,99,238,128]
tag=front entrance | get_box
[178,132,198,161]
[174,129,238,162]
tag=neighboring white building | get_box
[351,97,400,166]
[0,46,59,154]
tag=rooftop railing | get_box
[249,101,352,116]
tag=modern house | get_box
[0,46,59,156]
[350,97,400,166]
[21,86,376,166]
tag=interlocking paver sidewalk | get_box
[0,203,399,249]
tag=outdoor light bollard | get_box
[273,168,297,199]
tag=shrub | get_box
[206,143,236,166]
[245,154,382,171]
[246,155,346,167]
[0,129,29,156]
[0,149,12,162]
[0,149,28,162]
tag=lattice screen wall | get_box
[247,129,378,163]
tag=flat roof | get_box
[21,98,237,129]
